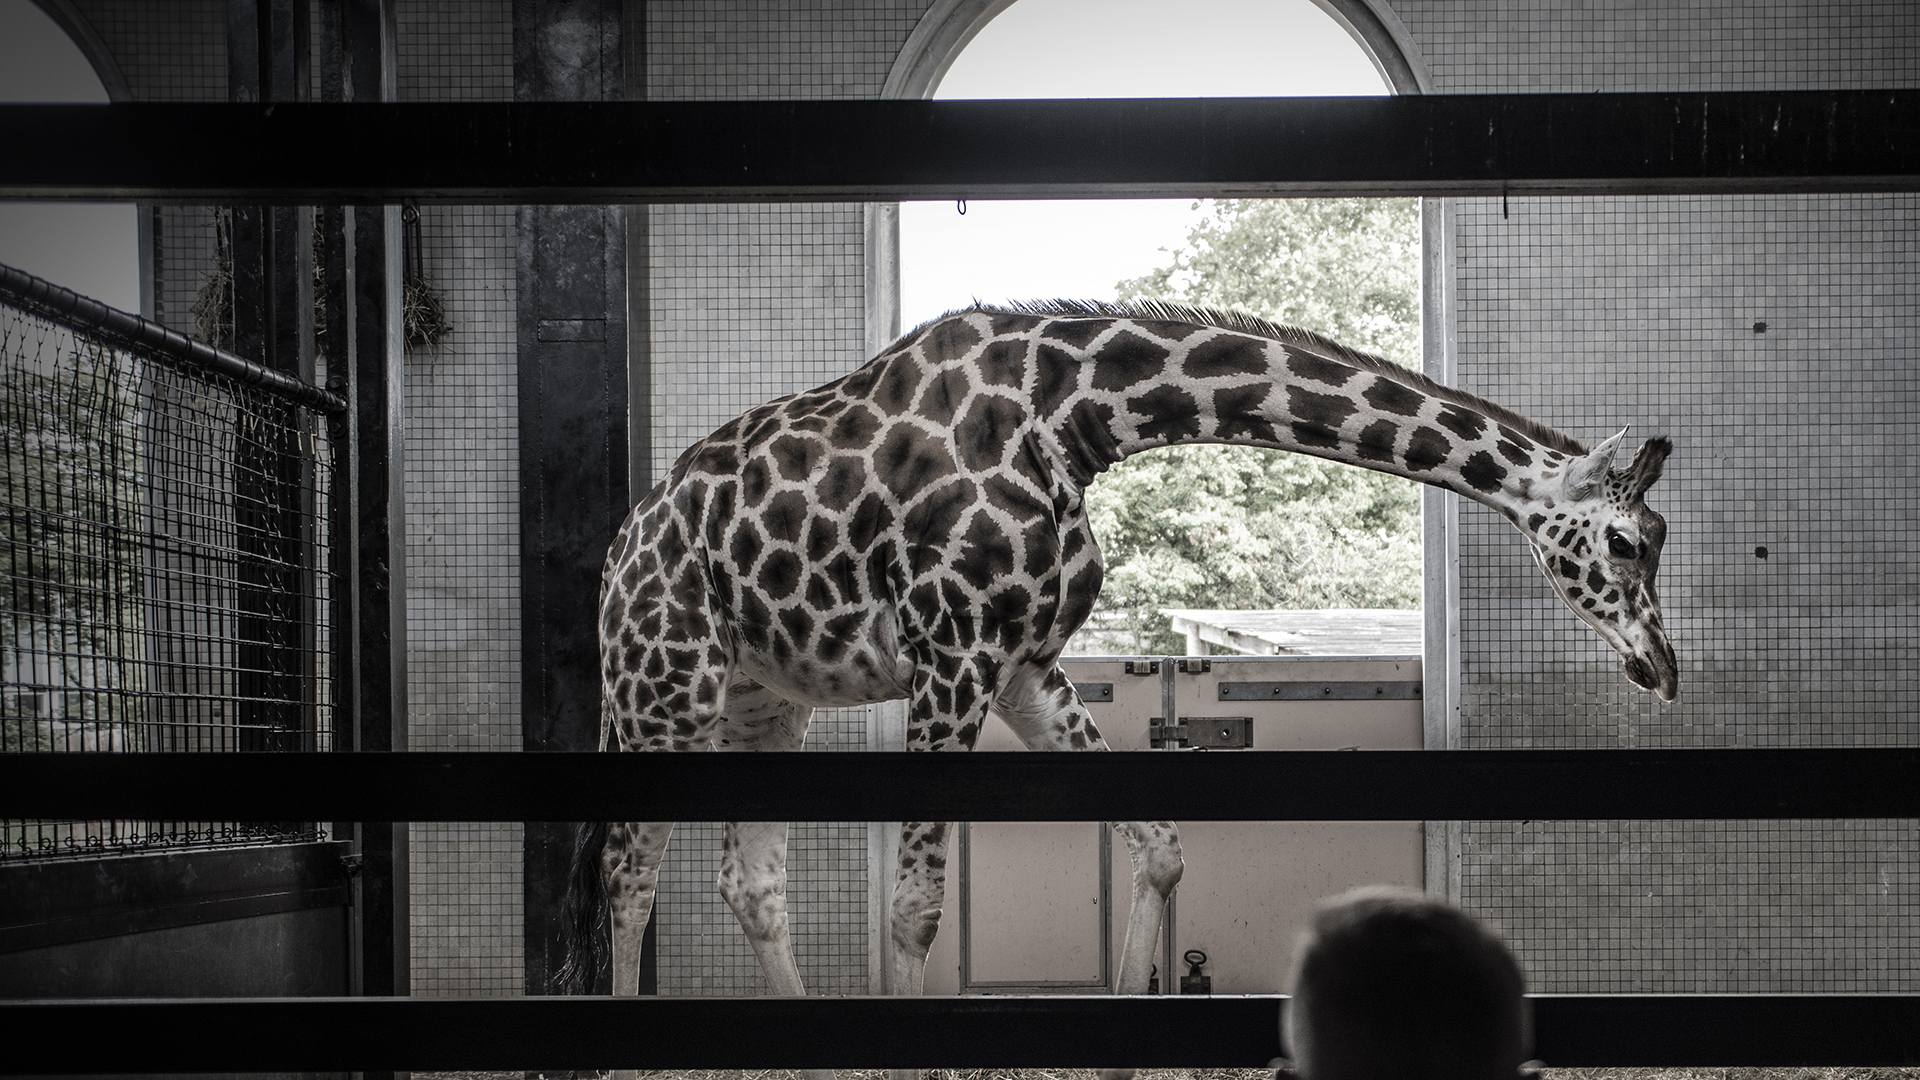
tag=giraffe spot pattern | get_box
[595,302,1642,861]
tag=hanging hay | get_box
[403,274,452,352]
[191,209,234,349]
[401,203,453,354]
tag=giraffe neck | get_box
[1042,316,1581,521]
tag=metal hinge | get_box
[1125,660,1160,676]
[1149,715,1252,749]
[339,853,364,875]
[1177,657,1211,674]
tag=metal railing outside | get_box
[0,262,344,860]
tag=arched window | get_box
[0,0,138,313]
[885,0,1432,657]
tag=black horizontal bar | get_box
[3,92,1917,203]
[0,262,347,414]
[3,994,1916,1072]
[3,749,1915,822]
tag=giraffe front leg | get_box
[719,820,807,994]
[1099,818,1184,1080]
[718,819,835,1080]
[887,819,952,997]
[885,818,953,1080]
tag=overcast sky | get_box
[0,0,1385,322]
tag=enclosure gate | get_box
[0,262,359,999]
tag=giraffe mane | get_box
[901,299,1589,458]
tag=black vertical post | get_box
[318,0,408,1036]
[622,0,659,994]
[229,0,310,765]
[516,0,630,1002]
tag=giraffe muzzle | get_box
[1623,646,1679,702]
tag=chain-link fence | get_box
[1,262,342,859]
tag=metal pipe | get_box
[0,261,346,415]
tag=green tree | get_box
[1078,199,1422,655]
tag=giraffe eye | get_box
[1608,534,1638,559]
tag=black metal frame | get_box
[4,994,1918,1073]
[6,82,1920,1072]
[2,91,1918,202]
[4,748,1917,822]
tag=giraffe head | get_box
[1523,430,1677,701]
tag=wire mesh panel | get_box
[1,274,336,859]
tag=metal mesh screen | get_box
[1,284,336,859]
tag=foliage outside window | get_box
[1076,198,1422,655]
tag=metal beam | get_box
[3,91,1917,203]
[3,994,1917,1072]
[2,749,1916,822]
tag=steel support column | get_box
[317,0,409,1031]
[514,0,631,1002]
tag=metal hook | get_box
[956,199,967,215]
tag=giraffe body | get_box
[567,301,1677,1073]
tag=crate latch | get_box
[1149,715,1252,749]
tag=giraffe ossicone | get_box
[560,300,1677,1070]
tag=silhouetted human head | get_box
[1281,887,1532,1080]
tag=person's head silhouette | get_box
[1279,887,1537,1080]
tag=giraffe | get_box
[560,300,1676,1076]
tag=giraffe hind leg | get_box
[711,681,834,1080]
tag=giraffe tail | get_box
[554,819,610,995]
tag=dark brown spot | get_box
[957,392,1026,471]
[875,425,958,499]
[1364,376,1425,416]
[916,367,972,426]
[1090,331,1173,392]
[1041,317,1111,349]
[764,490,806,543]
[875,358,923,415]
[1459,450,1508,493]
[759,550,803,601]
[1356,419,1398,463]
[816,457,866,512]
[1131,384,1203,444]
[1034,344,1081,418]
[977,338,1027,388]
[1404,427,1451,472]
[927,316,983,358]
[1435,403,1487,441]
[771,434,826,482]
[1181,334,1267,380]
[1287,385,1356,448]
[1212,384,1278,443]
[829,404,883,449]
[1286,349,1356,387]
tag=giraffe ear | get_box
[1624,436,1673,500]
[1564,428,1626,500]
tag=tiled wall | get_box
[640,0,930,993]
[394,0,524,996]
[1389,0,1920,991]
